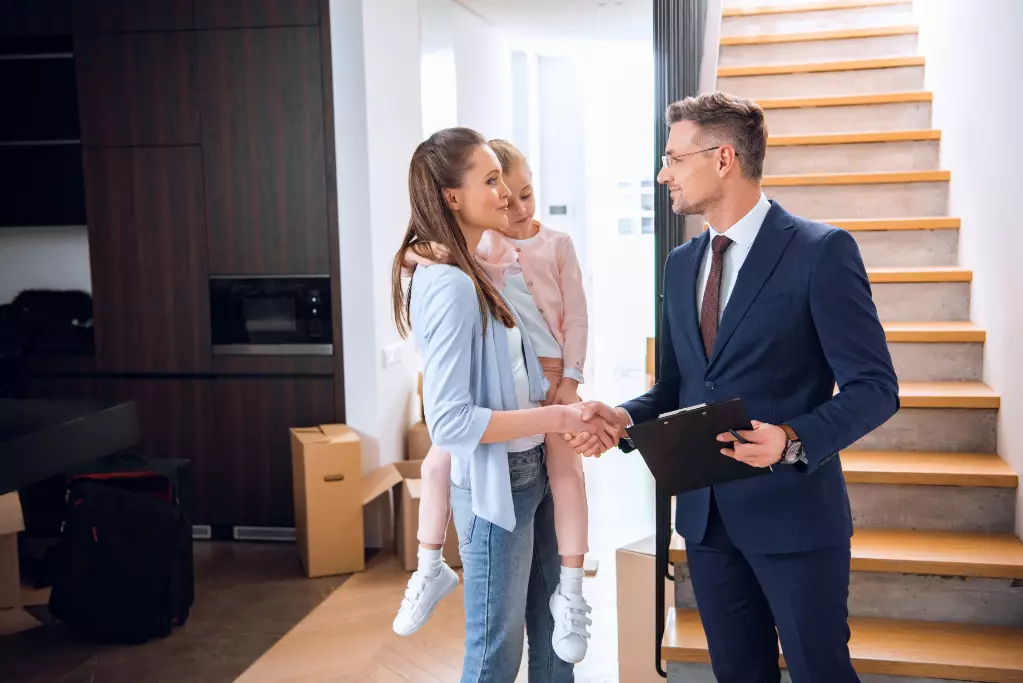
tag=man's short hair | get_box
[666,91,768,181]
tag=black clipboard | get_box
[626,397,769,496]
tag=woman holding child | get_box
[390,128,616,682]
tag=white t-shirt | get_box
[503,264,562,360]
[505,321,545,454]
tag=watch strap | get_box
[780,424,799,442]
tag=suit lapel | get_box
[708,202,795,370]
[679,231,710,367]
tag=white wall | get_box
[330,0,422,544]
[914,0,1023,535]
[535,47,656,406]
[420,0,514,140]
[537,56,588,254]
[0,226,92,304]
[699,0,724,96]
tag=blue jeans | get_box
[450,444,574,683]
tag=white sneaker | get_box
[392,563,459,637]
[549,583,592,663]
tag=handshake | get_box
[556,401,629,458]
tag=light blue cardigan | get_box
[410,264,548,532]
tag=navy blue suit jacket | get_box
[621,201,899,554]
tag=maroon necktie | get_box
[700,235,734,357]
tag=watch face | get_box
[784,441,802,463]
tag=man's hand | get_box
[553,378,581,406]
[717,420,786,468]
[555,402,617,456]
[562,404,629,457]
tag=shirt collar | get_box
[707,192,771,249]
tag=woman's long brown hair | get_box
[392,127,516,338]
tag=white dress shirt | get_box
[696,193,772,322]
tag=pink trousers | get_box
[417,358,589,556]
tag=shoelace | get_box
[559,594,593,639]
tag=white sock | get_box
[560,566,585,597]
[418,546,443,578]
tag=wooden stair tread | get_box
[757,91,931,109]
[828,217,959,231]
[763,170,949,186]
[722,25,918,46]
[720,56,925,78]
[883,321,985,343]
[663,608,1023,682]
[867,266,972,283]
[722,0,911,18]
[841,450,1017,487]
[670,528,1023,578]
[769,130,940,146]
[896,380,998,408]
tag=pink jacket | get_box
[475,223,588,380]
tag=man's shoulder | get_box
[667,233,704,264]
[786,212,847,250]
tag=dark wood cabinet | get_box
[84,146,211,373]
[194,0,318,29]
[0,0,72,37]
[75,31,200,146]
[210,355,333,377]
[72,0,194,33]
[198,26,330,275]
[98,378,212,522]
[16,373,101,401]
[207,377,334,527]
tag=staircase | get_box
[661,1,1023,681]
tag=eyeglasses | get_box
[661,146,721,168]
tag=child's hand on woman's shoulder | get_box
[402,242,451,274]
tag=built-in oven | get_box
[209,276,332,356]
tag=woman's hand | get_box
[555,402,619,457]
[552,378,581,406]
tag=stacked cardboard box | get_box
[290,424,459,578]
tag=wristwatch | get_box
[778,424,807,466]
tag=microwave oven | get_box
[209,276,332,355]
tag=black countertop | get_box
[0,398,139,495]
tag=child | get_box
[393,139,593,664]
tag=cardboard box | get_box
[407,421,433,461]
[616,535,675,683]
[291,425,401,577]
[0,492,26,609]
[290,424,459,578]
[391,459,460,571]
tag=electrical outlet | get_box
[382,343,403,368]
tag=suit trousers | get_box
[686,494,859,683]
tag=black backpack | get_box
[48,472,194,643]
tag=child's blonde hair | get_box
[487,139,531,176]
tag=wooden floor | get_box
[234,449,657,682]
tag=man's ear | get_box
[717,145,737,176]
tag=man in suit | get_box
[604,91,900,682]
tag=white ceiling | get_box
[453,0,652,48]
